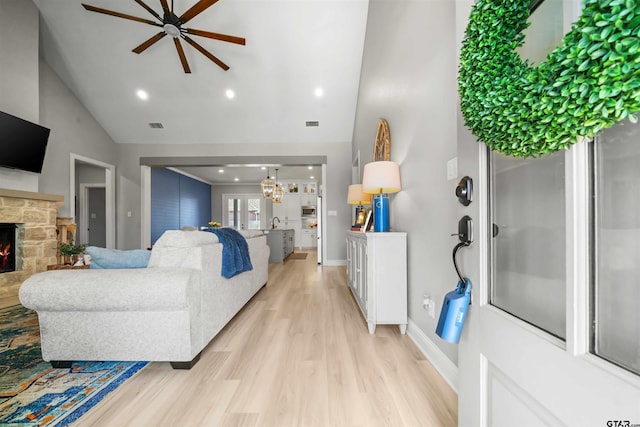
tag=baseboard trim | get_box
[322,259,347,266]
[407,318,459,393]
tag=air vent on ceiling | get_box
[149,122,164,129]
[305,121,319,127]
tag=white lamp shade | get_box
[347,184,371,205]
[361,161,401,194]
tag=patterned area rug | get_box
[0,305,147,426]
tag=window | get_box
[489,151,567,339]
[592,120,640,375]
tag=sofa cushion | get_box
[86,246,151,269]
[154,230,219,248]
[20,268,198,311]
[236,229,264,239]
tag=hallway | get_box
[68,250,458,426]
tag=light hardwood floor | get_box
[43,250,457,426]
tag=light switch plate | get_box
[447,157,458,181]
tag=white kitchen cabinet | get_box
[272,194,300,221]
[285,194,301,219]
[346,231,407,334]
[300,194,317,206]
[272,201,286,220]
[288,219,301,247]
[280,180,299,194]
[301,228,317,248]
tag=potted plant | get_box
[58,241,86,265]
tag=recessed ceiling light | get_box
[310,176,315,179]
[136,89,149,100]
[308,166,313,170]
[261,166,266,170]
[234,177,239,182]
[218,169,224,173]
[225,89,235,99]
[314,87,323,97]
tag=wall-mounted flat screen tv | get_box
[0,110,50,174]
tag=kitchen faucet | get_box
[272,217,280,229]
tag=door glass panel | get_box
[490,151,566,339]
[226,198,240,228]
[593,121,640,376]
[224,194,264,229]
[247,198,261,230]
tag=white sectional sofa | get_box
[19,229,269,369]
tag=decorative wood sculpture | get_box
[373,119,391,161]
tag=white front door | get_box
[456,0,640,425]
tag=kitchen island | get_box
[264,229,295,263]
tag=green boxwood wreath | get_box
[458,0,640,157]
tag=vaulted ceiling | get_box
[33,0,369,148]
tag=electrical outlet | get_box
[423,294,435,319]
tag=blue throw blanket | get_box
[206,228,253,279]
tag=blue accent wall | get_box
[179,175,211,230]
[151,168,211,244]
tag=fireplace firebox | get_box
[0,224,16,274]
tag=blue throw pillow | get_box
[85,246,151,269]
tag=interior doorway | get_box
[79,184,107,247]
[70,153,115,248]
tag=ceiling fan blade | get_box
[178,0,219,25]
[159,0,171,18]
[82,4,161,26]
[184,28,245,45]
[132,32,167,54]
[174,38,192,73]
[134,0,162,22]
[183,35,229,71]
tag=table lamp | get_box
[347,184,371,226]
[361,161,401,232]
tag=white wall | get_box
[0,0,40,192]
[352,0,459,365]
[38,60,119,216]
[0,1,38,122]
[0,2,118,206]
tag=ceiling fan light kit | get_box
[82,0,245,73]
[163,24,180,37]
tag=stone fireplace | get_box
[0,188,62,298]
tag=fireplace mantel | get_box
[0,188,63,203]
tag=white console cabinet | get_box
[346,231,407,334]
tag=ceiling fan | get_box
[81,0,245,73]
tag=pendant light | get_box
[272,168,284,204]
[261,167,276,199]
